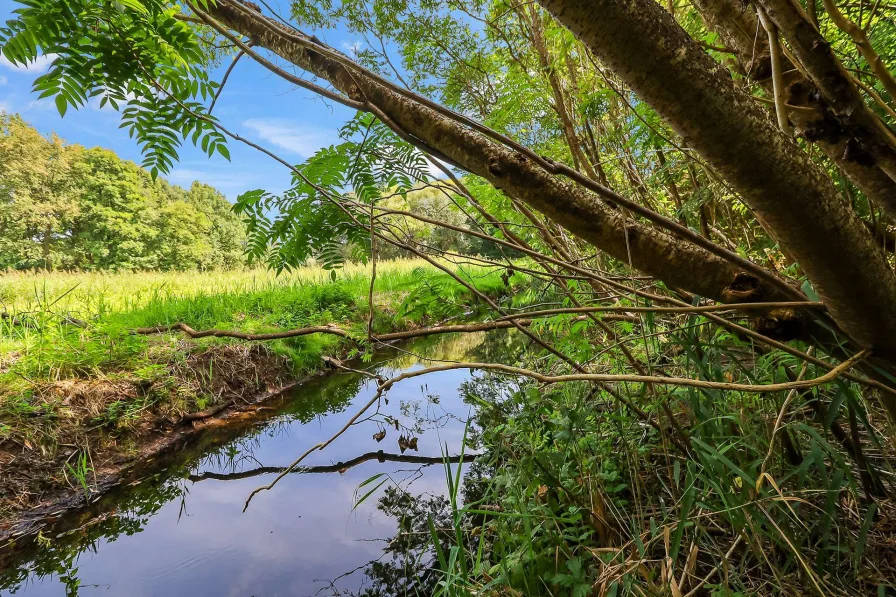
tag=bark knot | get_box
[721,272,763,303]
[488,157,504,177]
[755,308,805,341]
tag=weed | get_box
[64,451,92,497]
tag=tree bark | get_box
[692,0,896,216]
[205,0,798,310]
[537,0,896,355]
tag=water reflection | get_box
[0,331,521,596]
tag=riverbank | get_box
[0,331,501,593]
[0,261,524,529]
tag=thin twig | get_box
[209,46,248,113]
[757,7,792,136]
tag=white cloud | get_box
[0,53,57,73]
[242,118,334,158]
[167,168,209,185]
[425,157,449,179]
[340,40,363,56]
[26,98,55,112]
[0,76,8,86]
[167,167,265,201]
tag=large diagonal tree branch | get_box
[755,0,896,153]
[202,0,804,319]
[536,0,896,355]
[692,0,896,214]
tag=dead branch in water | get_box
[188,450,477,482]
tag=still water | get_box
[1,332,514,596]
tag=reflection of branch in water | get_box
[313,551,390,597]
[189,450,476,483]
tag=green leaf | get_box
[855,503,877,567]
[801,280,820,302]
[352,473,387,513]
[55,94,67,117]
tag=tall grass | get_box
[0,259,433,320]
[0,259,527,441]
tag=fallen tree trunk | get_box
[203,0,802,315]
[192,0,896,420]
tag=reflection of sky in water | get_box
[5,362,479,597]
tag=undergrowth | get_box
[358,314,896,596]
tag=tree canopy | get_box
[0,114,246,270]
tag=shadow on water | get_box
[0,330,524,596]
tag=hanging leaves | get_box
[0,0,226,176]
[233,112,432,271]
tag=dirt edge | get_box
[0,360,332,548]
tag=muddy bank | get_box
[0,343,324,545]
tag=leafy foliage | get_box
[0,114,246,270]
[0,0,226,176]
[234,113,430,272]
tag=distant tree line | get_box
[375,184,516,262]
[0,114,510,272]
[0,114,247,271]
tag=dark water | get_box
[0,332,516,596]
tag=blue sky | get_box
[0,0,367,200]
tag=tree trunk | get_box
[536,0,896,356]
[692,0,896,216]
[41,223,53,271]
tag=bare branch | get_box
[496,301,825,320]
[757,7,792,135]
[374,350,868,395]
[133,322,350,340]
[209,47,248,113]
[189,450,476,482]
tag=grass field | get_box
[0,260,431,317]
[0,260,523,442]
